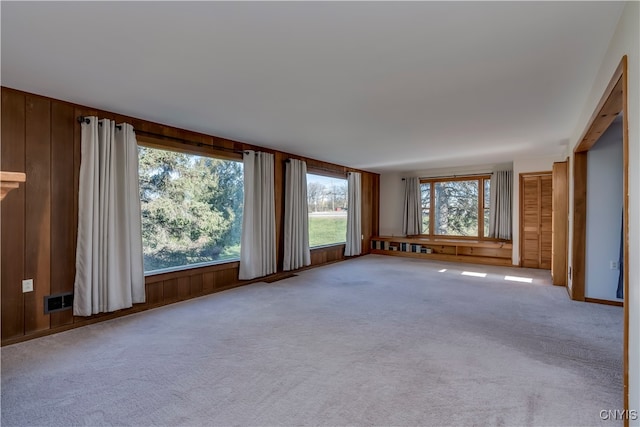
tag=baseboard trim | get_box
[584,297,623,307]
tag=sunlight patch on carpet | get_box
[504,275,533,283]
[461,271,487,278]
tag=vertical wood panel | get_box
[146,282,163,305]
[221,268,237,288]
[215,269,237,291]
[552,161,569,286]
[311,250,327,265]
[24,96,52,334]
[540,175,553,270]
[177,277,190,299]
[362,174,380,254]
[1,89,26,340]
[163,279,178,303]
[202,272,214,293]
[50,101,76,327]
[212,271,224,291]
[572,153,587,301]
[190,274,203,295]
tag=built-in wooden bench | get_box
[371,236,513,267]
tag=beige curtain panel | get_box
[345,172,362,256]
[402,177,422,236]
[489,169,513,240]
[239,151,277,280]
[74,117,145,316]
[283,159,311,271]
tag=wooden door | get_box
[520,172,552,269]
[552,161,569,285]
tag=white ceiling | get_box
[1,1,625,173]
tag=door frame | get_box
[571,55,628,417]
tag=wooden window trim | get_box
[306,167,347,180]
[418,175,499,241]
[137,134,242,161]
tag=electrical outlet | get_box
[610,261,619,270]
[22,279,33,293]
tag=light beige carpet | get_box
[1,255,622,426]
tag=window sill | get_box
[144,257,240,277]
[310,243,346,250]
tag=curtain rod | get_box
[402,172,493,181]
[77,116,243,154]
[77,116,122,130]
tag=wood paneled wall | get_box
[1,87,380,345]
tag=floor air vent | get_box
[44,292,74,314]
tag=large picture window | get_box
[420,176,490,238]
[138,146,243,273]
[307,173,348,247]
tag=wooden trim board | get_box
[584,297,623,307]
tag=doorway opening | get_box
[571,55,628,413]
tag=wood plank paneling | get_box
[1,89,26,340]
[163,279,179,303]
[1,86,380,345]
[50,101,76,327]
[177,277,190,300]
[310,250,327,265]
[456,246,512,258]
[540,175,553,270]
[146,282,163,305]
[24,96,52,334]
[203,272,215,293]
[190,274,203,295]
[552,161,569,286]
[572,153,587,301]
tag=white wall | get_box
[585,121,623,301]
[566,1,639,417]
[379,172,404,236]
[511,155,562,265]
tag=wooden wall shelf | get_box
[0,171,26,200]
[371,236,513,267]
